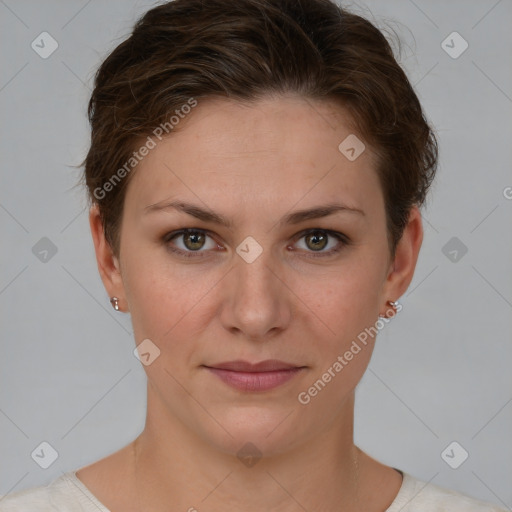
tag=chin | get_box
[200,404,307,459]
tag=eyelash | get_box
[163,228,350,260]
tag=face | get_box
[92,95,421,456]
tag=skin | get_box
[82,95,423,512]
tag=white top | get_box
[0,470,507,511]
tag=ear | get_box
[379,206,423,314]
[89,204,127,312]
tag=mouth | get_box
[202,360,306,392]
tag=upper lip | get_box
[205,360,303,372]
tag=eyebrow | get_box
[143,200,365,228]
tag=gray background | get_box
[1,0,511,508]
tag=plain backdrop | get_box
[1,0,511,508]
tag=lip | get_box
[206,359,301,372]
[203,360,306,392]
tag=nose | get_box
[219,240,292,342]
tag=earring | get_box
[388,300,400,312]
[378,300,400,319]
[110,297,120,311]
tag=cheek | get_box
[292,256,384,396]
[126,268,189,340]
[122,249,221,353]
[294,269,382,407]
[296,256,383,339]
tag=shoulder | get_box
[0,472,109,512]
[387,472,508,512]
[0,482,56,512]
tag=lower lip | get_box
[205,367,304,391]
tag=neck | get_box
[130,385,377,512]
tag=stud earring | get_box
[378,300,400,319]
[388,300,400,312]
[110,297,120,311]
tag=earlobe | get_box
[89,205,126,311]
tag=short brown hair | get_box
[82,0,438,259]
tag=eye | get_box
[163,228,349,259]
[291,228,349,258]
[164,229,220,259]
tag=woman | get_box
[1,0,506,510]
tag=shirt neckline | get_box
[385,470,419,511]
[64,471,111,511]
[62,468,414,512]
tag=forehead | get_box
[123,95,383,220]
[169,95,366,163]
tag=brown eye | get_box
[181,230,206,251]
[164,227,349,260]
[164,229,219,259]
[304,231,328,251]
[293,229,349,258]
